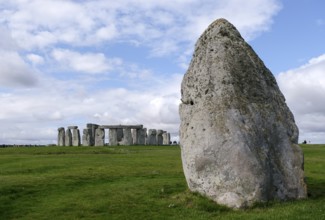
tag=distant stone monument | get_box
[57,127,65,146]
[179,18,307,208]
[147,129,157,145]
[157,130,164,145]
[82,128,91,146]
[95,128,105,146]
[65,128,72,146]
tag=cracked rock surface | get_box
[179,18,307,209]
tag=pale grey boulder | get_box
[179,18,307,209]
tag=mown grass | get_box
[0,145,324,219]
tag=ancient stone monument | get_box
[82,128,91,146]
[70,126,80,146]
[95,128,105,146]
[65,128,72,146]
[58,124,171,147]
[156,130,164,145]
[57,127,65,146]
[179,18,307,209]
[147,129,157,145]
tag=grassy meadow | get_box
[0,145,324,219]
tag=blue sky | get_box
[0,0,324,144]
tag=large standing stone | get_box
[138,128,147,145]
[162,131,170,145]
[65,128,72,146]
[57,127,65,146]
[120,128,133,145]
[72,128,81,146]
[147,129,157,145]
[109,128,118,146]
[95,128,105,146]
[117,128,123,142]
[156,130,164,145]
[87,123,99,146]
[179,18,307,209]
[132,129,139,145]
[82,128,91,146]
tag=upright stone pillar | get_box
[87,123,99,146]
[82,128,91,146]
[138,128,147,145]
[167,133,171,145]
[147,129,157,145]
[157,130,163,145]
[70,126,80,146]
[132,129,139,145]
[162,131,169,145]
[109,128,118,146]
[65,128,72,146]
[117,128,123,142]
[95,128,105,146]
[57,127,65,146]
[120,127,133,145]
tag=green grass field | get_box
[0,145,324,219]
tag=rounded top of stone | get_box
[196,18,242,46]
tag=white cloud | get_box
[277,54,325,143]
[26,53,44,65]
[51,49,122,74]
[0,50,38,87]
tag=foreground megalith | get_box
[179,18,307,208]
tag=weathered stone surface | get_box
[162,131,170,145]
[109,128,118,146]
[179,18,307,209]
[95,128,105,146]
[120,128,133,145]
[147,129,157,145]
[117,128,123,142]
[65,128,72,146]
[87,123,99,146]
[57,127,65,146]
[132,129,139,145]
[138,128,147,145]
[72,128,81,146]
[82,128,91,146]
[157,130,164,145]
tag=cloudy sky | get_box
[0,0,324,145]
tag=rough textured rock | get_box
[87,123,99,146]
[117,128,123,142]
[162,132,171,145]
[95,128,105,146]
[157,130,164,145]
[138,128,147,145]
[57,127,65,146]
[147,129,157,145]
[65,128,72,146]
[82,128,91,146]
[132,129,139,145]
[72,128,81,146]
[120,128,133,145]
[179,18,307,209]
[109,128,118,146]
